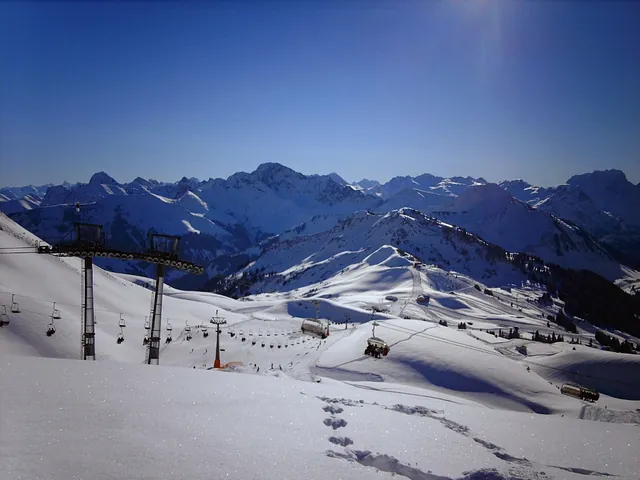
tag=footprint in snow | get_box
[323,405,344,415]
[323,417,348,430]
[328,436,354,447]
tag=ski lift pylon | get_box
[10,294,20,313]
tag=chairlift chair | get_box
[117,326,124,344]
[0,305,10,327]
[185,321,191,333]
[165,322,173,343]
[202,326,209,338]
[51,302,61,320]
[10,294,20,313]
[143,335,149,345]
[46,317,56,336]
[144,317,150,330]
[119,314,126,328]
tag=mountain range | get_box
[2,164,639,293]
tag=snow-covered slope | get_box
[2,205,640,479]
[242,208,532,295]
[7,192,253,287]
[40,171,128,206]
[4,354,640,480]
[0,183,51,200]
[566,169,640,227]
[197,163,380,234]
[498,180,555,205]
[355,174,487,200]
[432,184,634,282]
[0,193,42,214]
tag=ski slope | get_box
[2,212,640,479]
[2,355,640,480]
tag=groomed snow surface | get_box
[1,212,640,480]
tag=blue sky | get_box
[1,1,639,188]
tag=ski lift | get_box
[185,321,191,333]
[258,329,263,336]
[274,330,279,336]
[249,329,253,336]
[119,313,126,328]
[10,294,20,313]
[261,342,265,348]
[117,326,124,344]
[46,317,56,336]
[144,317,150,330]
[143,335,149,345]
[251,338,256,345]
[277,343,282,349]
[270,343,274,348]
[165,322,173,343]
[51,302,61,320]
[202,326,209,338]
[0,305,9,327]
[266,330,271,336]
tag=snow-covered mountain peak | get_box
[132,176,153,187]
[353,178,380,189]
[177,190,209,214]
[568,169,630,187]
[253,162,305,187]
[450,183,516,213]
[89,171,119,185]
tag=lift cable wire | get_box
[0,290,200,325]
[374,321,639,388]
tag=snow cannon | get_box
[365,337,389,358]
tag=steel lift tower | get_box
[210,310,227,368]
[38,218,204,362]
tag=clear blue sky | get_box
[1,1,639,188]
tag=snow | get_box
[2,212,640,480]
[2,354,640,480]
[433,184,637,282]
